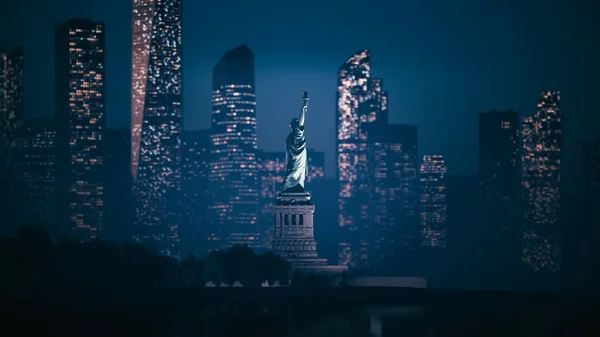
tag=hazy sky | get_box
[1,0,597,193]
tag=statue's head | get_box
[289,117,299,128]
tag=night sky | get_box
[0,0,597,193]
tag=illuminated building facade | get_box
[11,120,57,232]
[55,19,105,241]
[257,149,325,250]
[366,124,419,268]
[368,124,420,256]
[0,47,23,230]
[0,47,23,156]
[132,0,182,256]
[131,0,155,179]
[181,129,210,256]
[521,91,562,272]
[420,155,447,248]
[478,110,520,260]
[337,50,388,268]
[208,45,259,251]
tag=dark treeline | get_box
[0,226,299,295]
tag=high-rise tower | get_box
[521,91,562,272]
[420,154,448,248]
[0,46,23,232]
[131,0,156,179]
[365,124,419,268]
[208,45,259,251]
[11,120,57,233]
[0,47,23,155]
[132,0,183,256]
[336,50,388,268]
[55,19,106,241]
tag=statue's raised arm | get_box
[281,91,310,193]
[298,90,309,127]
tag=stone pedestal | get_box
[272,190,347,275]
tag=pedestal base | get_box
[272,190,347,276]
[272,191,318,259]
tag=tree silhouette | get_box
[0,225,302,294]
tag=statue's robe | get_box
[282,121,308,192]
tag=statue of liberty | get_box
[281,91,310,192]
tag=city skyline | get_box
[1,0,595,195]
[0,0,592,272]
[1,0,600,303]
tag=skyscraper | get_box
[181,129,211,256]
[366,124,419,268]
[420,154,448,248]
[478,110,520,262]
[208,45,259,251]
[132,0,183,256]
[11,120,57,232]
[387,125,419,250]
[132,0,158,179]
[521,91,562,272]
[0,47,23,155]
[55,19,106,241]
[0,46,23,232]
[337,50,388,268]
[257,149,325,250]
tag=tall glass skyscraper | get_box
[521,91,562,272]
[208,45,259,251]
[132,0,183,257]
[55,19,106,241]
[132,0,156,179]
[11,120,57,233]
[366,124,419,268]
[420,154,448,248]
[0,47,23,155]
[0,46,23,232]
[336,49,388,268]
